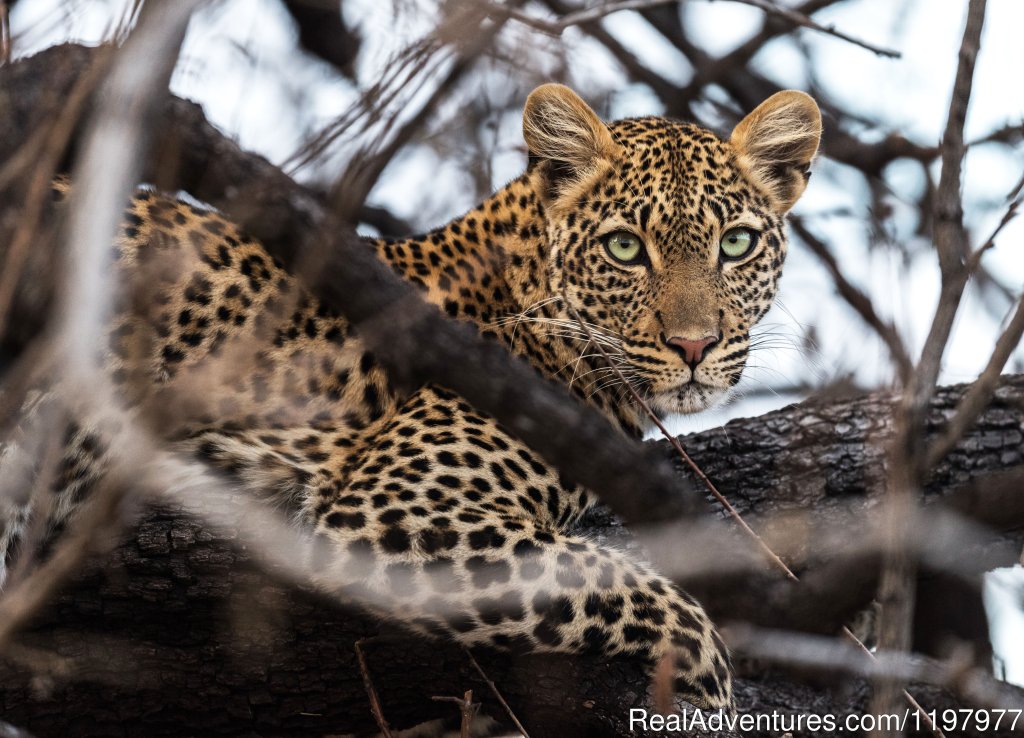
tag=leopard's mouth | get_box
[647,382,728,416]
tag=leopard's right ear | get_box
[730,90,822,213]
[523,84,620,198]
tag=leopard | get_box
[0,83,821,713]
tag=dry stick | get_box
[925,293,1024,470]
[0,0,205,652]
[354,639,396,738]
[0,2,10,66]
[965,188,1022,274]
[790,217,913,383]
[924,187,1024,470]
[331,3,503,222]
[563,295,945,737]
[493,0,899,56]
[431,691,478,738]
[464,648,533,738]
[911,0,988,414]
[0,52,112,341]
[872,2,988,732]
[725,624,1024,710]
[652,653,675,716]
[720,0,900,57]
[0,472,132,653]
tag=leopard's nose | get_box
[665,334,719,369]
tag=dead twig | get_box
[464,648,532,738]
[0,51,112,342]
[0,0,203,654]
[719,0,900,57]
[653,653,674,716]
[790,217,913,383]
[0,472,132,653]
[490,0,899,57]
[872,2,988,732]
[431,690,478,738]
[354,639,395,738]
[0,1,10,66]
[727,624,1024,712]
[910,0,988,419]
[965,187,1022,273]
[562,290,798,582]
[925,293,1024,470]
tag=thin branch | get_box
[0,1,10,66]
[925,293,1024,470]
[562,290,798,581]
[464,649,532,738]
[924,178,1024,471]
[727,625,1024,712]
[488,0,677,34]
[0,0,203,653]
[911,0,989,418]
[491,0,899,56]
[0,51,111,341]
[790,217,913,382]
[965,188,1022,273]
[355,639,395,738]
[716,0,901,57]
[873,2,989,730]
[431,691,478,738]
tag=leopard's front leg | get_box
[303,388,732,710]
[313,506,732,710]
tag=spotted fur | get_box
[1,85,820,710]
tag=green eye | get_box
[603,231,645,264]
[720,227,758,260]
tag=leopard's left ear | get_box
[523,84,620,199]
[730,90,822,213]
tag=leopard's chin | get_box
[649,383,728,416]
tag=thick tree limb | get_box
[0,377,1022,737]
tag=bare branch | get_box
[790,217,913,382]
[911,0,989,416]
[717,0,901,58]
[0,0,203,653]
[465,649,533,738]
[492,0,899,56]
[873,2,989,729]
[0,2,10,66]
[926,293,1024,469]
[355,639,396,738]
[726,625,1024,712]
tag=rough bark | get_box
[0,377,1022,738]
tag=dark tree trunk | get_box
[1,376,1022,738]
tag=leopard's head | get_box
[523,84,821,416]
